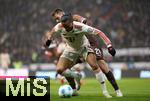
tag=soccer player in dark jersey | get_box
[50,8,123,97]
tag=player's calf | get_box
[65,77,76,90]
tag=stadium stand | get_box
[0,0,149,65]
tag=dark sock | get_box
[65,77,76,89]
[105,71,119,90]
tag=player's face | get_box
[54,12,64,22]
[62,20,73,31]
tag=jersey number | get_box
[95,48,101,55]
[66,37,75,42]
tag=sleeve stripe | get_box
[97,30,111,46]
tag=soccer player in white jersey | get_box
[51,9,123,97]
[50,9,112,97]
[44,13,119,97]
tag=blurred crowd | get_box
[0,0,149,65]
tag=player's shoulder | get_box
[73,14,85,19]
[73,21,82,25]
[73,21,84,30]
[73,14,82,19]
[74,21,92,29]
[54,23,63,28]
[54,23,63,31]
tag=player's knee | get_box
[98,60,109,73]
[89,63,99,71]
[56,68,64,75]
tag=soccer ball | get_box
[58,84,73,98]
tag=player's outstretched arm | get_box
[82,24,116,56]
[94,29,116,56]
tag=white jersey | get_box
[53,21,97,51]
[50,21,111,61]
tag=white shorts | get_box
[57,42,66,54]
[60,45,94,63]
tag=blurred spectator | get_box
[0,0,149,63]
[12,60,23,69]
[0,49,11,70]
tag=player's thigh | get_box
[97,60,110,73]
[58,50,79,69]
[56,57,73,73]
[71,63,85,71]
[93,47,109,72]
[82,46,99,70]
[86,53,99,70]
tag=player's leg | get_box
[56,51,82,96]
[59,51,82,88]
[94,47,123,97]
[65,76,76,90]
[85,53,112,98]
[71,62,85,90]
[55,57,76,90]
[54,60,77,90]
[55,73,65,84]
[54,45,77,92]
[98,60,123,97]
[55,72,75,87]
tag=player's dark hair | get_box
[60,13,73,23]
[51,8,64,17]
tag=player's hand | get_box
[108,46,116,56]
[44,39,52,48]
[82,19,87,24]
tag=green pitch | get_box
[50,78,150,101]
